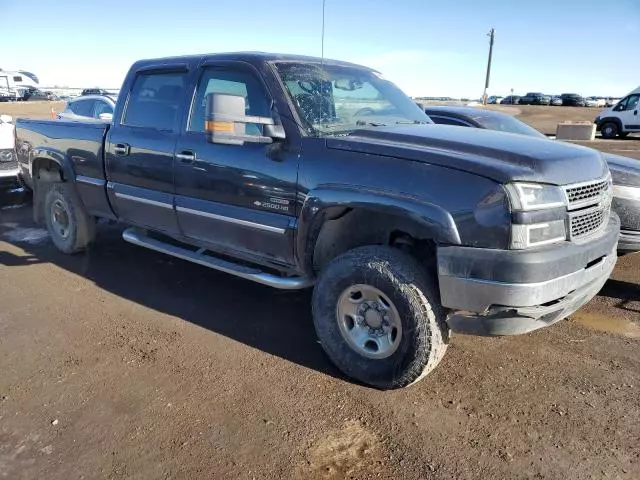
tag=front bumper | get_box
[618,229,640,254]
[613,196,640,253]
[0,149,19,186]
[0,169,19,187]
[438,214,619,335]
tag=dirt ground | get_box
[0,103,638,480]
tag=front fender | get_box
[595,116,622,131]
[295,185,461,275]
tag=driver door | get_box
[173,62,299,266]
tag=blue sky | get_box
[2,0,638,97]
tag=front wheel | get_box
[312,246,449,389]
[600,122,619,139]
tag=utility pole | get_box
[482,28,495,105]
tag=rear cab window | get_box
[123,72,187,131]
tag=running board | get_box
[122,228,313,290]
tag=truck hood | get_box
[327,124,608,185]
[596,107,613,118]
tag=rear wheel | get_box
[312,246,449,389]
[600,122,619,139]
[44,182,95,253]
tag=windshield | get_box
[472,111,546,139]
[273,62,431,136]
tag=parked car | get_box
[0,87,14,102]
[605,97,621,107]
[550,96,563,106]
[57,95,116,122]
[81,88,113,96]
[501,95,520,104]
[584,97,600,107]
[594,86,640,139]
[561,93,585,106]
[0,115,19,188]
[16,52,619,389]
[17,86,52,101]
[519,92,551,105]
[424,105,639,253]
[487,95,504,104]
[424,106,546,137]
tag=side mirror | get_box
[0,114,13,124]
[205,93,284,145]
[263,124,286,140]
[98,112,113,121]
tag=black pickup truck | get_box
[15,53,619,389]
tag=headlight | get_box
[504,182,566,211]
[505,182,568,249]
[0,149,14,162]
[511,220,567,249]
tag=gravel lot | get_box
[0,103,638,479]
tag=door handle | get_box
[176,151,196,164]
[113,143,130,156]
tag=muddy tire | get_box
[600,122,618,139]
[44,182,96,254]
[312,246,449,389]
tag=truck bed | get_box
[15,118,115,218]
[16,119,110,188]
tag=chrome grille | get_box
[0,149,18,172]
[570,207,606,239]
[564,179,609,209]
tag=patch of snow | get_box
[1,204,27,210]
[1,225,49,245]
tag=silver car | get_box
[57,95,116,121]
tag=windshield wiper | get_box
[355,120,387,127]
[395,120,430,125]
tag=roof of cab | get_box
[131,52,376,71]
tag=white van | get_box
[595,86,640,138]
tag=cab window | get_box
[625,95,639,111]
[616,95,639,111]
[188,67,271,134]
[123,72,187,131]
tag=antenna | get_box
[321,0,326,66]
